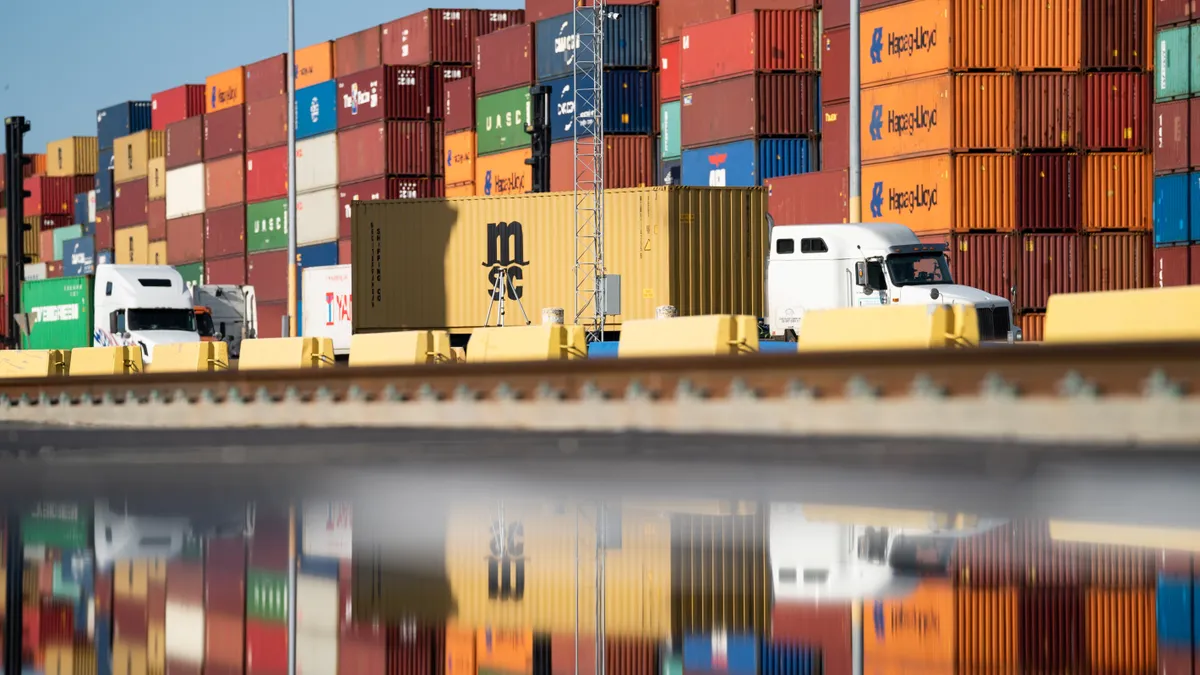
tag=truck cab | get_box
[765,222,1018,342]
[92,264,200,364]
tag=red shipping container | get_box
[1156,0,1192,26]
[824,0,904,30]
[1019,233,1083,311]
[205,205,247,259]
[1082,0,1147,70]
[246,94,290,152]
[771,604,851,675]
[335,26,383,78]
[246,619,288,675]
[248,512,290,572]
[257,301,287,338]
[680,10,813,86]
[1082,72,1149,150]
[165,560,203,605]
[740,0,817,7]
[444,76,475,133]
[205,612,245,670]
[475,8,525,37]
[765,170,849,225]
[946,232,1017,301]
[337,176,445,237]
[72,175,96,194]
[681,73,817,146]
[660,40,681,103]
[23,605,40,660]
[1017,153,1082,231]
[432,120,445,176]
[249,249,289,302]
[1159,647,1192,675]
[204,105,246,161]
[1187,99,1200,170]
[95,209,113,252]
[166,116,205,170]
[337,120,431,182]
[39,229,53,263]
[1156,100,1190,172]
[382,9,476,66]
[474,24,535,96]
[822,101,850,171]
[1083,231,1151,291]
[39,601,73,645]
[1017,73,1081,150]
[114,180,150,228]
[340,625,387,674]
[822,27,850,105]
[24,177,74,216]
[1019,586,1085,672]
[166,215,204,264]
[338,237,352,264]
[246,147,289,203]
[246,54,288,104]
[337,65,432,129]
[659,0,734,42]
[114,595,149,642]
[549,136,654,192]
[206,254,246,286]
[148,198,167,241]
[431,65,472,121]
[1192,244,1200,284]
[206,155,245,210]
[152,85,206,131]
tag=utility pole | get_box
[285,0,298,337]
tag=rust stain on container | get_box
[1082,72,1150,151]
[1082,152,1152,231]
[1017,153,1081,231]
[1019,312,1046,341]
[1017,73,1080,150]
[1091,544,1156,587]
[1083,232,1151,291]
[1086,589,1157,672]
[1019,586,1085,672]
[1014,0,1081,70]
[956,587,1018,669]
[1019,521,1089,586]
[1018,233,1082,311]
[335,26,382,78]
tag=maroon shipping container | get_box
[740,0,817,7]
[431,65,472,121]
[338,238,351,264]
[549,137,654,192]
[1155,0,1192,26]
[444,76,476,133]
[475,8,525,38]
[1082,0,1147,70]
[203,105,246,161]
[660,40,681,104]
[340,625,387,675]
[382,9,475,65]
[246,54,288,104]
[822,101,850,171]
[114,180,150,228]
[207,536,246,569]
[205,205,247,259]
[249,512,290,572]
[246,146,289,203]
[206,254,246,286]
[247,619,287,675]
[166,662,203,675]
[337,66,432,129]
[246,94,290,152]
[337,176,445,237]
[1019,233,1083,310]
[113,596,149,643]
[680,73,817,146]
[1017,73,1081,150]
[824,0,903,30]
[947,232,1017,301]
[1017,153,1082,231]
[205,612,245,671]
[152,85,205,131]
[166,215,204,264]
[765,171,849,225]
[953,521,1019,586]
[95,210,113,252]
[1155,100,1190,172]
[1091,544,1156,586]
[337,121,432,182]
[166,116,204,170]
[384,625,442,675]
[474,24,535,96]
[1159,551,1193,575]
[24,176,74,216]
[822,27,850,104]
[1082,72,1149,150]
[432,120,445,176]
[680,10,814,86]
[1192,244,1200,284]
[1019,586,1085,672]
[1018,520,1089,586]
[1187,98,1200,170]
[148,198,167,241]
[206,155,245,210]
[249,250,289,302]
[1159,648,1192,675]
[40,601,73,645]
[1083,231,1151,291]
[335,26,383,78]
[659,0,734,42]
[257,301,287,338]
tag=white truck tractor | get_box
[191,284,258,359]
[93,264,201,364]
[764,220,1019,342]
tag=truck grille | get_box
[976,306,1011,341]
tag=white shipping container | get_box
[166,164,206,219]
[297,188,339,247]
[164,601,205,664]
[302,500,353,559]
[87,190,97,223]
[296,629,338,675]
[24,263,47,281]
[297,574,339,633]
[296,134,339,193]
[302,265,353,356]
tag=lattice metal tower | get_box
[572,0,606,342]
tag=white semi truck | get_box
[90,265,201,364]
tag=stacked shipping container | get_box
[1152,15,1200,286]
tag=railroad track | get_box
[0,341,1197,446]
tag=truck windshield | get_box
[195,312,215,337]
[127,308,197,332]
[886,253,953,286]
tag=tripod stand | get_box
[484,267,532,327]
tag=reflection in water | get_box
[0,498,1191,675]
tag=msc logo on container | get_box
[870,179,939,217]
[869,24,938,64]
[872,104,938,139]
[483,221,530,301]
[344,81,379,116]
[487,519,526,600]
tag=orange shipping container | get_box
[865,580,955,666]
[206,67,246,114]
[1020,312,1045,341]
[956,587,1019,669]
[475,148,532,197]
[476,628,533,675]
[860,0,1012,86]
[1083,153,1152,232]
[296,42,336,89]
[863,662,952,675]
[445,131,476,186]
[1086,588,1156,673]
[446,623,476,675]
[1014,0,1081,70]
[862,73,1014,163]
[861,153,1016,233]
[446,183,475,197]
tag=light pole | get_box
[285,0,298,338]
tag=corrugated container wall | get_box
[382,9,474,65]
[861,153,1017,232]
[338,177,446,237]
[859,0,1011,85]
[919,231,1017,301]
[337,121,431,182]
[336,26,383,77]
[1014,0,1081,70]
[1082,0,1147,70]
[1082,72,1150,151]
[296,80,339,140]
[246,54,288,104]
[681,10,814,86]
[151,85,205,131]
[474,24,535,96]
[672,512,771,637]
[206,66,246,114]
[444,76,476,133]
[204,105,246,160]
[1019,233,1083,310]
[658,0,734,42]
[352,187,767,333]
[1083,153,1151,231]
[1154,100,1189,171]
[46,137,99,178]
[246,95,290,152]
[765,171,849,224]
[1018,153,1082,231]
[97,101,153,150]
[114,130,166,183]
[166,117,204,170]
[1084,232,1151,291]
[296,41,336,89]
[535,5,655,80]
[337,66,432,129]
[680,74,818,147]
[1017,73,1081,150]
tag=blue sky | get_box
[0,0,518,149]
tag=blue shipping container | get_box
[97,101,152,151]
[760,641,818,675]
[1158,574,1193,647]
[683,635,758,675]
[544,71,654,140]
[1191,172,1200,243]
[96,149,115,212]
[95,615,113,675]
[534,5,654,81]
[295,80,339,140]
[682,139,813,187]
[63,236,96,277]
[73,192,90,225]
[588,341,619,358]
[1154,173,1189,245]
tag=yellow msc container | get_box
[114,131,167,183]
[46,137,99,177]
[352,187,768,334]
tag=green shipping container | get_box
[22,502,91,549]
[1156,26,1191,101]
[476,87,532,156]
[661,102,681,160]
[247,569,289,622]
[52,224,84,262]
[22,276,95,350]
[176,262,204,286]
[247,199,290,253]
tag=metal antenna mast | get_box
[572,0,605,342]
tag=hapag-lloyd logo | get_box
[870,24,937,63]
[873,179,939,215]
[883,104,938,138]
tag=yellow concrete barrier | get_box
[69,346,144,376]
[797,305,979,351]
[148,342,230,373]
[238,337,335,370]
[348,331,452,367]
[0,350,70,378]
[465,325,587,363]
[618,315,760,358]
[1045,287,1200,344]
